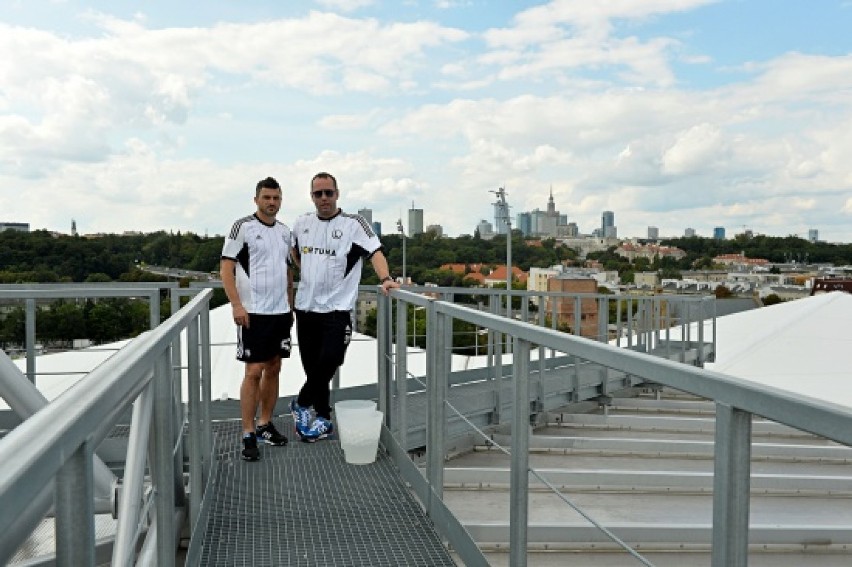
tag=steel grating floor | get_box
[196,418,457,567]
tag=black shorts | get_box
[236,312,294,363]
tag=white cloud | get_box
[661,123,725,176]
[1,2,851,243]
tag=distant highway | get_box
[139,264,219,281]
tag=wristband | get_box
[380,276,393,284]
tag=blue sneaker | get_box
[303,417,334,443]
[289,399,311,439]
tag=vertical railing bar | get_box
[425,301,445,512]
[55,440,95,567]
[199,305,213,481]
[152,350,177,567]
[395,297,408,449]
[509,337,531,567]
[25,298,36,384]
[112,377,155,566]
[537,298,546,413]
[616,296,622,347]
[573,296,581,338]
[665,298,671,359]
[491,295,503,424]
[149,290,161,330]
[376,292,390,422]
[712,403,752,567]
[186,316,202,531]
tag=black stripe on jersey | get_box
[228,215,254,240]
[365,245,385,260]
[342,212,375,238]
[292,234,301,259]
[344,243,370,278]
[237,243,250,277]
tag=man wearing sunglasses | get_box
[289,172,399,442]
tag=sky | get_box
[1,1,852,243]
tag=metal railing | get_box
[0,287,214,566]
[377,288,852,567]
[6,280,841,566]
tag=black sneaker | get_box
[256,421,288,446]
[242,433,260,461]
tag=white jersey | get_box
[221,214,292,315]
[293,210,382,313]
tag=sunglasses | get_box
[312,189,336,198]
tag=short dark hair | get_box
[256,176,281,196]
[311,172,337,190]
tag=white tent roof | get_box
[702,291,852,406]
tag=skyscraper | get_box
[516,212,532,236]
[601,211,616,238]
[684,227,696,237]
[408,202,423,236]
[713,227,726,240]
[357,208,373,225]
[808,229,819,243]
[476,219,494,239]
[647,226,659,240]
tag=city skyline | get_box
[1,2,851,241]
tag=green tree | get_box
[714,285,733,299]
[763,294,784,306]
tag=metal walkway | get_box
[192,419,456,567]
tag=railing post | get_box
[113,376,155,566]
[55,440,95,567]
[573,296,581,337]
[150,290,161,330]
[377,291,392,422]
[25,298,36,384]
[510,337,530,567]
[152,350,177,567]
[490,294,503,424]
[536,302,546,413]
[199,305,213,479]
[187,315,203,531]
[426,301,446,512]
[712,403,752,567]
[698,298,706,366]
[394,297,409,449]
[626,297,634,349]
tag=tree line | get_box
[6,228,847,287]
[2,228,850,348]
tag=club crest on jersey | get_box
[331,229,343,239]
[301,246,336,256]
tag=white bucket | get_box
[335,404,383,465]
[334,399,377,446]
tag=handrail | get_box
[0,288,213,566]
[382,288,852,567]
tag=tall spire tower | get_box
[547,185,555,215]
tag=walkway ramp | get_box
[191,419,456,567]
